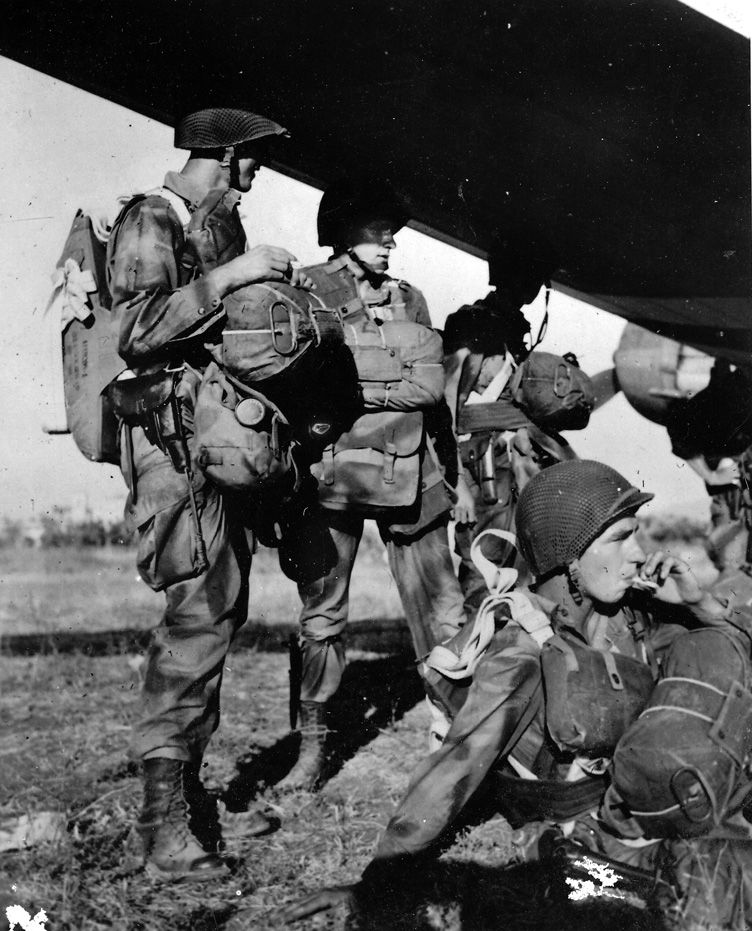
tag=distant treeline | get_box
[0,509,709,552]
[0,514,135,548]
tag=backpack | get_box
[45,211,125,464]
[510,351,595,432]
[46,188,194,465]
[608,627,752,838]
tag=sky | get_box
[1,3,748,526]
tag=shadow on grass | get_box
[0,619,413,657]
[223,652,424,810]
[335,858,667,931]
[241,858,667,931]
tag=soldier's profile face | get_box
[577,516,645,606]
[233,138,272,192]
[348,219,397,274]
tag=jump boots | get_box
[278,701,329,791]
[137,758,229,882]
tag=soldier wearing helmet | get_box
[106,106,308,882]
[277,176,471,790]
[276,459,734,926]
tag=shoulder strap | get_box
[469,529,518,594]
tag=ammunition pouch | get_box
[108,370,189,474]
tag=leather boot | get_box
[137,758,229,882]
[183,762,225,854]
[185,763,274,846]
[279,701,329,791]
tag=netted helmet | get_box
[317,178,410,248]
[175,107,287,150]
[516,460,653,578]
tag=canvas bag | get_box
[220,280,360,449]
[510,351,595,432]
[541,627,656,756]
[609,627,752,838]
[44,211,125,464]
[192,362,294,494]
[343,315,445,411]
[312,314,444,510]
[314,410,425,510]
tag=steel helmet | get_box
[515,460,653,579]
[317,178,410,248]
[175,107,287,150]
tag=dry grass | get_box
[0,529,404,639]
[0,536,676,931]
[0,645,667,931]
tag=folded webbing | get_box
[492,768,606,823]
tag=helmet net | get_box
[175,108,287,149]
[515,460,653,578]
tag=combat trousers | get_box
[296,508,466,703]
[125,427,252,763]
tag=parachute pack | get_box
[509,351,595,433]
[607,627,752,838]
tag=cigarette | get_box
[630,576,658,591]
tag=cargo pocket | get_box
[136,492,206,592]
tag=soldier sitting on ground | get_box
[275,460,751,929]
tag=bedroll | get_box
[608,627,752,838]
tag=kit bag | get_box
[541,629,656,756]
[46,212,125,464]
[510,351,595,432]
[192,362,294,494]
[609,627,752,838]
[313,410,425,510]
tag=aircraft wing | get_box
[3,0,750,356]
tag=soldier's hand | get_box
[637,550,703,605]
[215,245,309,294]
[452,474,476,526]
[510,427,540,492]
[288,266,315,290]
[270,885,356,925]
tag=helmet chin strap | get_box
[346,248,383,288]
[220,145,239,189]
[567,560,585,605]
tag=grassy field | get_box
[0,530,701,930]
